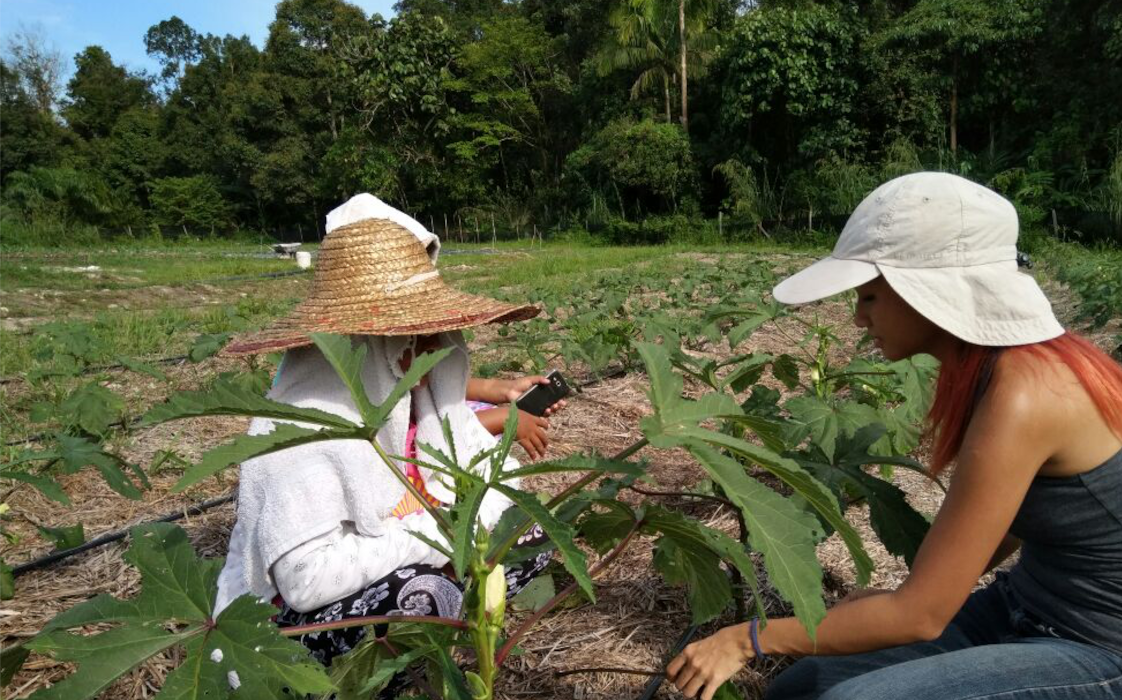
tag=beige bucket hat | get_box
[224,218,539,356]
[772,172,1064,346]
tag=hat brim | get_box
[224,283,539,356]
[878,262,1064,347]
[772,257,881,304]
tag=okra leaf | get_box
[27,523,331,700]
[689,445,825,637]
[173,423,343,492]
[491,484,595,603]
[141,377,357,430]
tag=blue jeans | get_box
[765,573,1122,700]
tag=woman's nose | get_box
[853,308,870,329]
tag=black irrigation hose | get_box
[11,493,236,578]
[636,625,699,700]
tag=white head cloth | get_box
[326,193,441,263]
[234,332,517,600]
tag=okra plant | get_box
[7,328,915,699]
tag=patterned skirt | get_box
[274,523,552,667]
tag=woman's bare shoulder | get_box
[989,348,1121,475]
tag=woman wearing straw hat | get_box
[212,198,557,669]
[666,172,1122,700]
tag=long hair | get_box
[928,332,1122,474]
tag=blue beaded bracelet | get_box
[749,617,767,659]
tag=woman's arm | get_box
[669,362,1056,699]
[475,407,551,460]
[467,376,568,415]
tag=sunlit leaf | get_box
[308,334,377,421]
[690,445,825,636]
[681,430,874,587]
[115,356,168,381]
[188,333,232,362]
[363,346,453,430]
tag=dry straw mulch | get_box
[2,263,1115,699]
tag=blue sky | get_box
[1,0,398,77]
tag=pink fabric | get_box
[404,422,419,479]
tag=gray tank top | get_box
[1007,446,1122,655]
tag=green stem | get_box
[554,667,664,678]
[770,319,817,365]
[375,636,443,700]
[494,517,644,666]
[279,614,468,637]
[370,437,453,535]
[626,484,735,508]
[486,437,648,567]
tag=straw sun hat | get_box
[224,218,539,356]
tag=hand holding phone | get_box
[515,370,571,417]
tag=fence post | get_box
[1052,209,1059,236]
[718,211,723,239]
[491,213,497,249]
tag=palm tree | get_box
[596,0,719,131]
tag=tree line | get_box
[2,0,1120,245]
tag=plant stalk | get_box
[278,614,467,637]
[486,437,648,568]
[370,437,453,535]
[494,517,644,666]
[376,636,443,700]
[554,667,664,678]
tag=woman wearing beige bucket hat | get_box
[212,196,558,677]
[668,172,1122,700]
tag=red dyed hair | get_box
[928,332,1122,474]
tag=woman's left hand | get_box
[666,624,755,700]
[475,376,568,415]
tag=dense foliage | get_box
[1,0,1119,244]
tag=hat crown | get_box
[834,172,1019,268]
[314,219,435,297]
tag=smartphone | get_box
[515,370,571,417]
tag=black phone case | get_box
[515,371,571,417]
